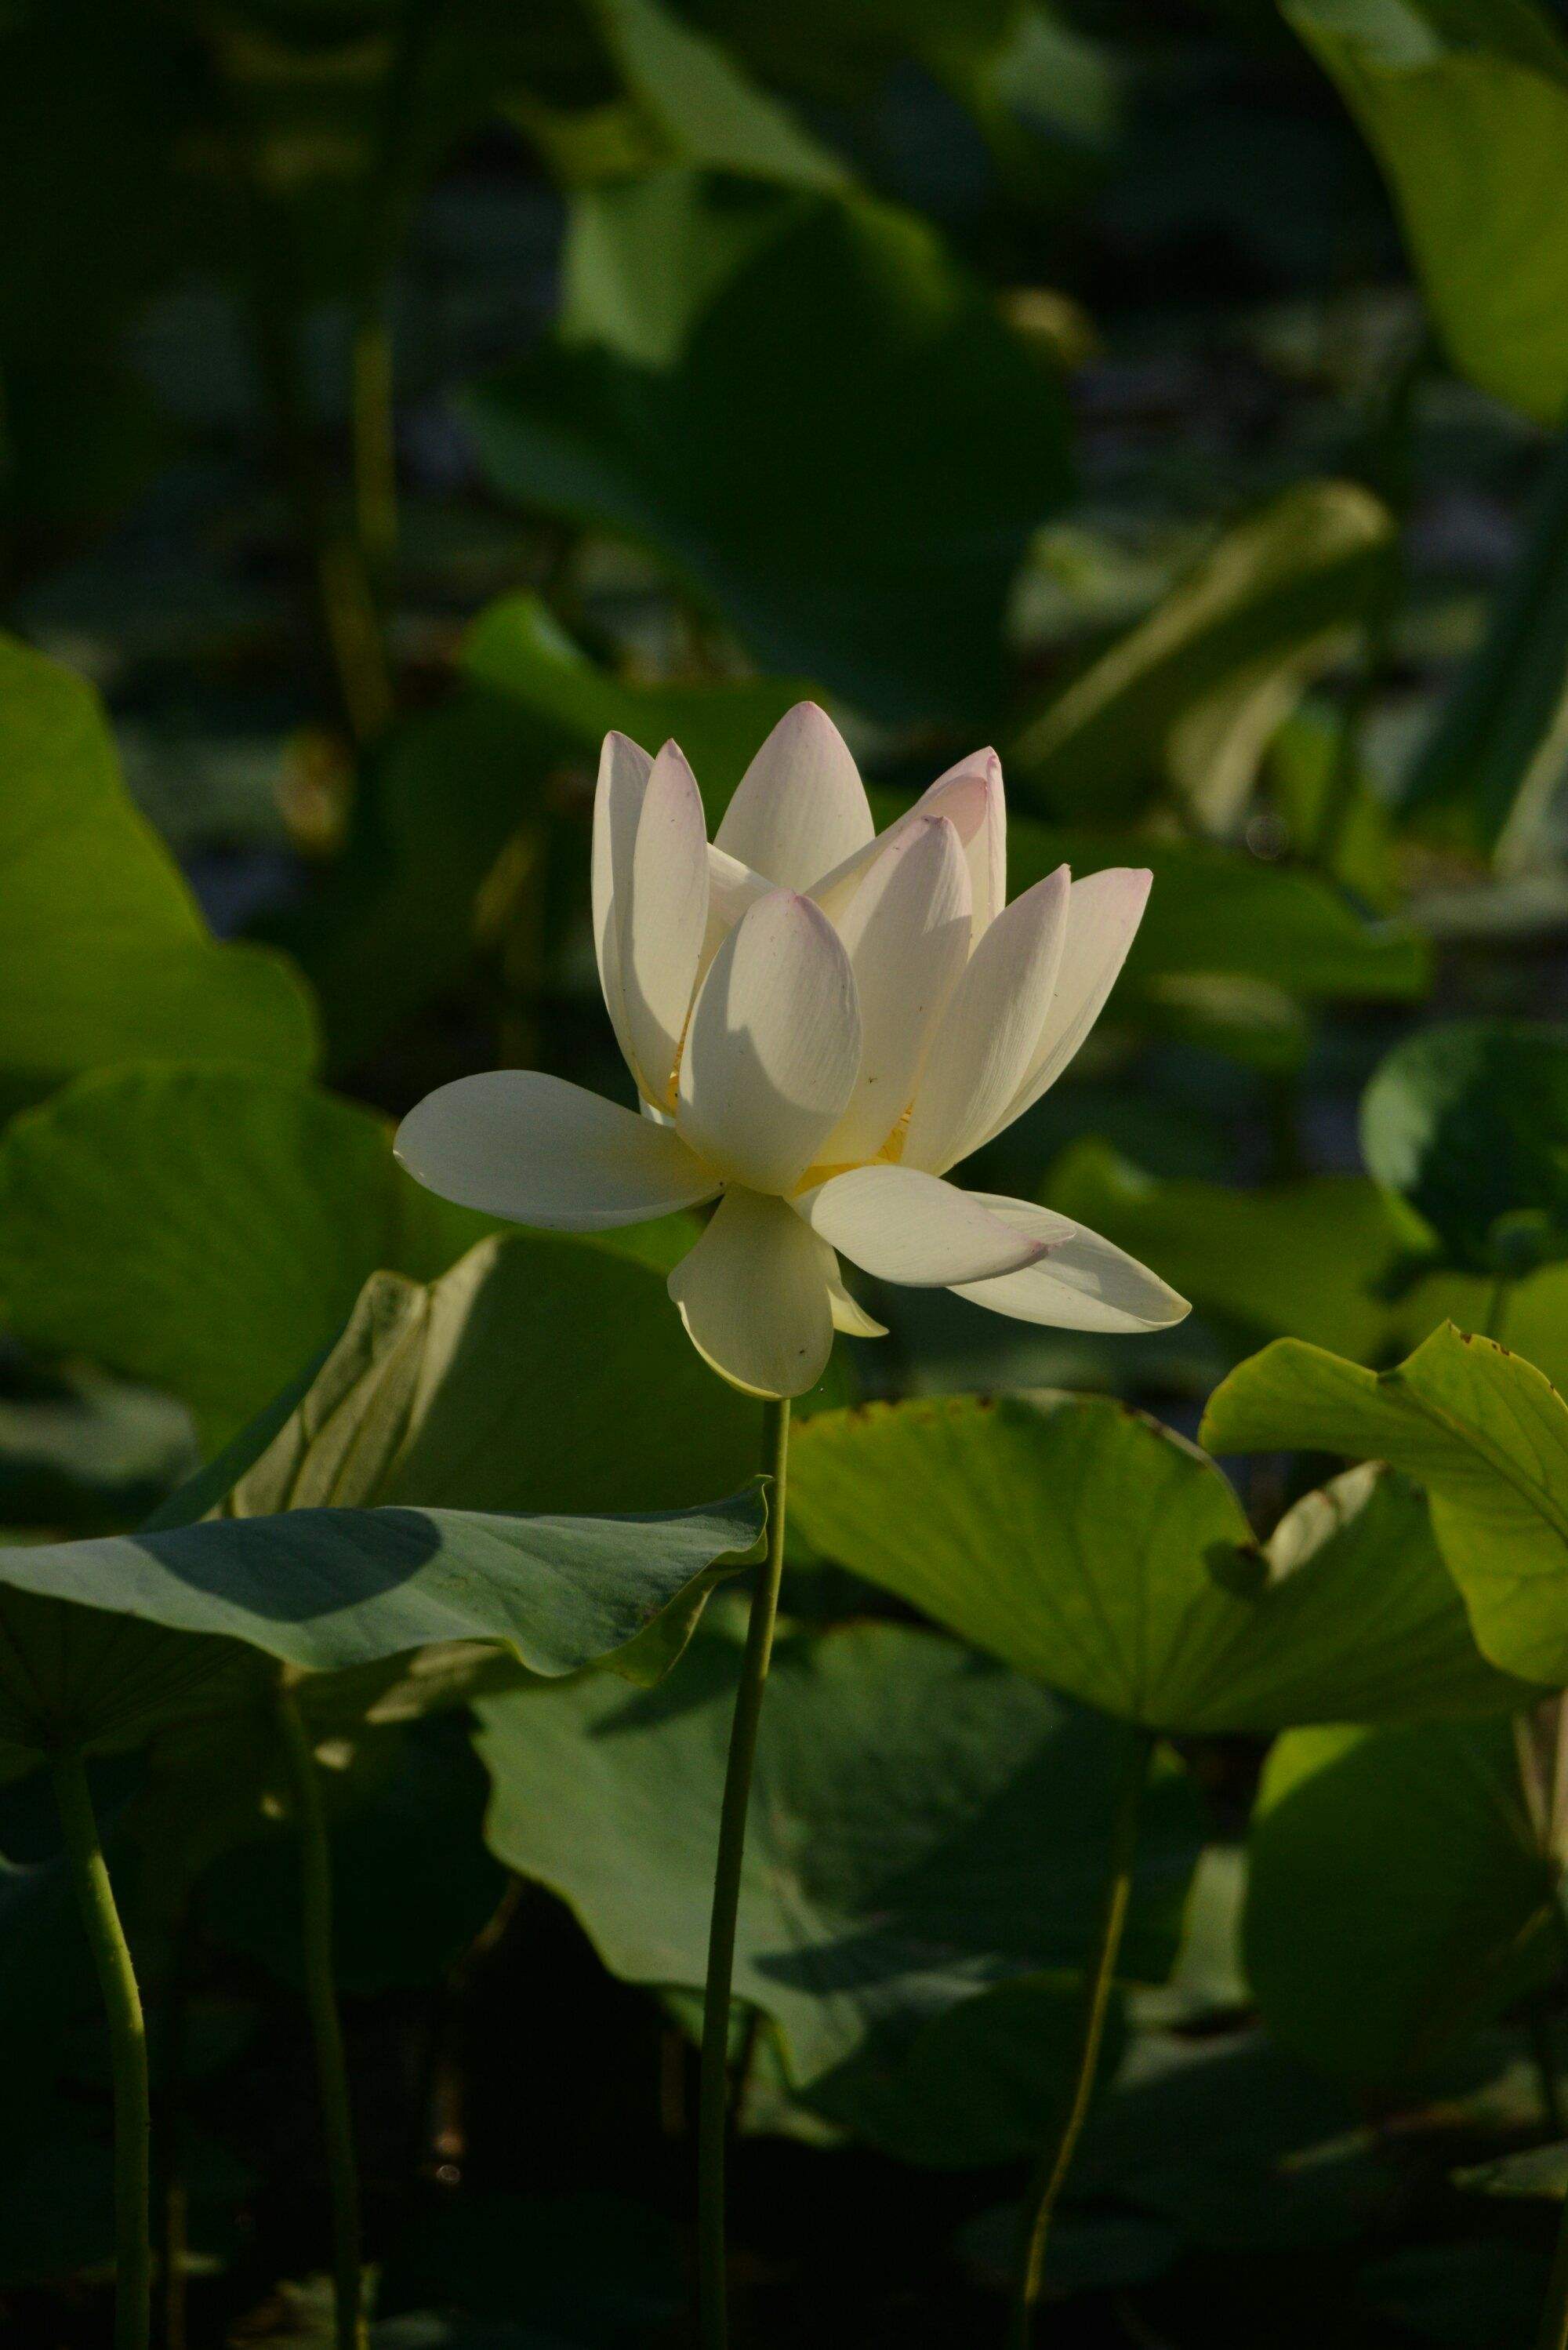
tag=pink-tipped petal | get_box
[950,1195,1190,1332]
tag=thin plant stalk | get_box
[696,1396,791,2350]
[276,1684,368,2350]
[1484,1276,1512,1342]
[1010,1727,1154,2350]
[350,0,434,588]
[52,1750,151,2350]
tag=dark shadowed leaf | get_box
[465,176,1070,723]
[476,1612,1203,2084]
[1245,1719,1556,2084]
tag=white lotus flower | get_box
[395,703,1189,1398]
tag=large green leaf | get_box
[475,1613,1203,2086]
[0,1066,494,1447]
[788,1394,1523,1731]
[1400,421,1568,859]
[464,176,1071,724]
[1245,1718,1557,2084]
[1011,480,1393,820]
[1200,1324,1568,1684]
[1285,0,1568,423]
[0,1482,764,1767]
[0,634,316,1102]
[1361,1019,1568,1278]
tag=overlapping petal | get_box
[677,890,861,1193]
[668,1188,835,1398]
[590,730,650,1081]
[394,1072,718,1229]
[949,1195,1190,1331]
[713,703,873,890]
[620,743,710,1109]
[811,750,1004,949]
[821,814,971,1163]
[800,1164,1059,1286]
[901,866,1071,1175]
[986,867,1152,1142]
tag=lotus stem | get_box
[697,1395,791,2350]
[52,1750,151,2350]
[1484,1277,1512,1342]
[276,1684,368,2350]
[1010,1726,1153,2350]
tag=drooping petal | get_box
[989,868,1152,1140]
[901,866,1072,1176]
[949,1196,1190,1331]
[668,1188,835,1397]
[811,749,1004,947]
[714,703,873,890]
[590,730,651,1076]
[798,1164,1058,1285]
[677,890,862,1194]
[824,1259,888,1338]
[620,741,709,1109]
[395,1071,717,1230]
[820,815,971,1163]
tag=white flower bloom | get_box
[394,703,1189,1398]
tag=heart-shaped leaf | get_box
[1201,1324,1568,1687]
[475,1612,1203,2087]
[789,1394,1522,1731]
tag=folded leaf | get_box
[789,1393,1521,1730]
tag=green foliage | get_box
[790,1393,1522,1729]
[0,1066,492,1447]
[1201,1323,1568,1685]
[1286,0,1568,423]
[476,1611,1203,2101]
[1245,1718,1557,2083]
[1002,815,1430,999]
[1361,1019,1568,1279]
[465,175,1071,722]
[0,637,316,1105]
[1012,479,1394,822]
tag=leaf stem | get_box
[276,1685,368,2350]
[697,1396,790,2350]
[1484,1276,1512,1342]
[1010,1726,1153,2350]
[51,1751,151,2350]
